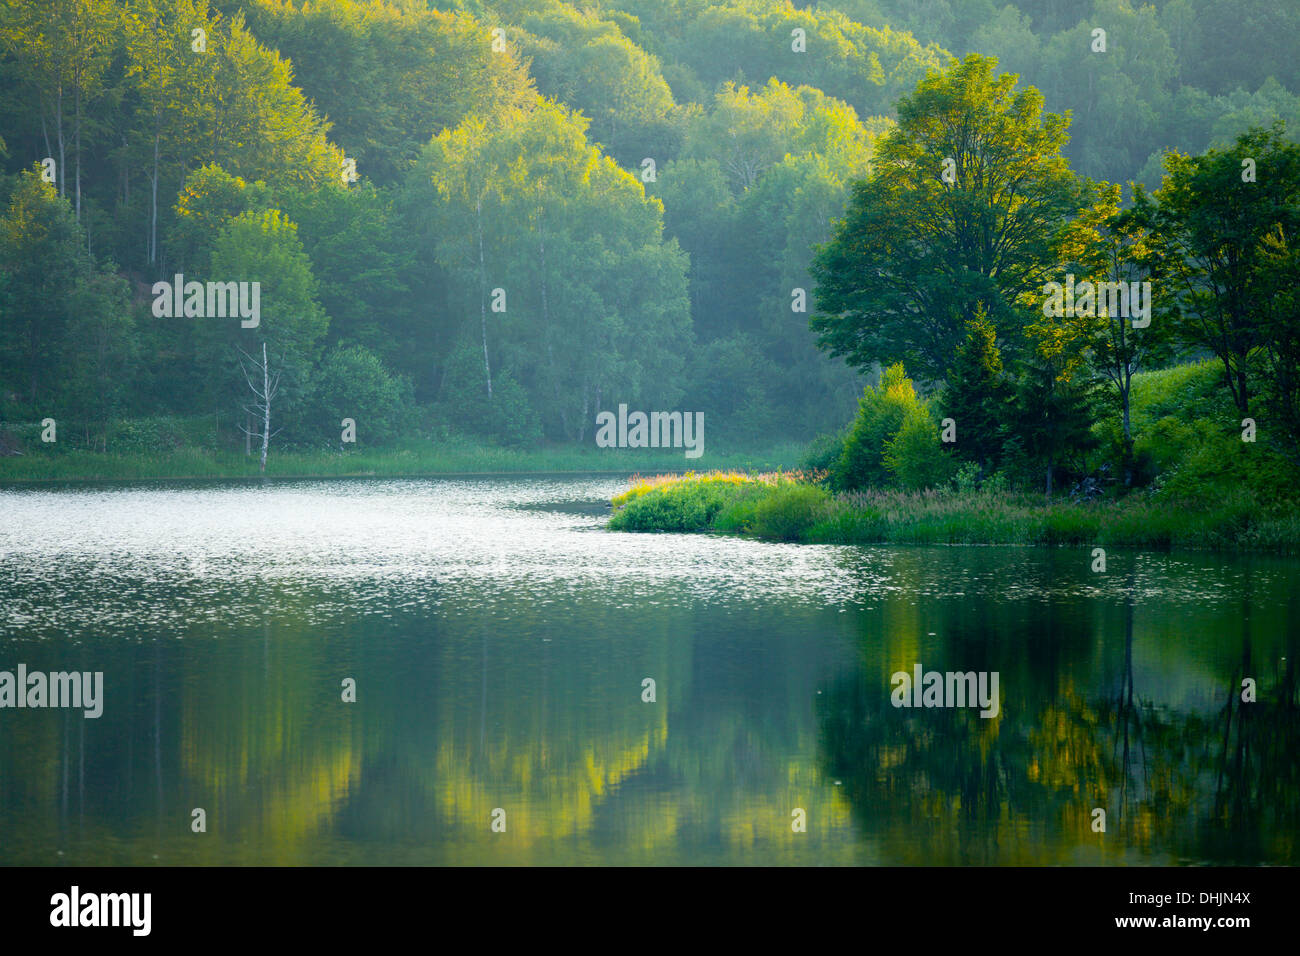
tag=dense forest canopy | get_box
[1,0,1297,483]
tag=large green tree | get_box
[1131,124,1300,419]
[811,53,1094,384]
[1063,185,1172,481]
[199,208,328,439]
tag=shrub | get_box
[883,405,958,490]
[608,472,826,539]
[745,483,832,540]
[309,344,416,446]
[607,476,740,532]
[952,461,980,494]
[834,363,917,491]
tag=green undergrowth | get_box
[607,471,1300,553]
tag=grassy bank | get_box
[607,471,1300,552]
[0,439,806,483]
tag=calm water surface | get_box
[1,476,1297,865]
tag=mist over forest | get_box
[2,0,1298,485]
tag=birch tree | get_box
[237,340,279,472]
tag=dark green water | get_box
[1,476,1297,865]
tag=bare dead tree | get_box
[236,341,282,474]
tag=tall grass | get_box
[607,471,1300,553]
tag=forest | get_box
[3,0,1300,885]
[1,0,1298,512]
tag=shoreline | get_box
[1,469,663,486]
[0,443,806,486]
[605,472,1300,554]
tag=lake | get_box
[1,476,1296,865]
